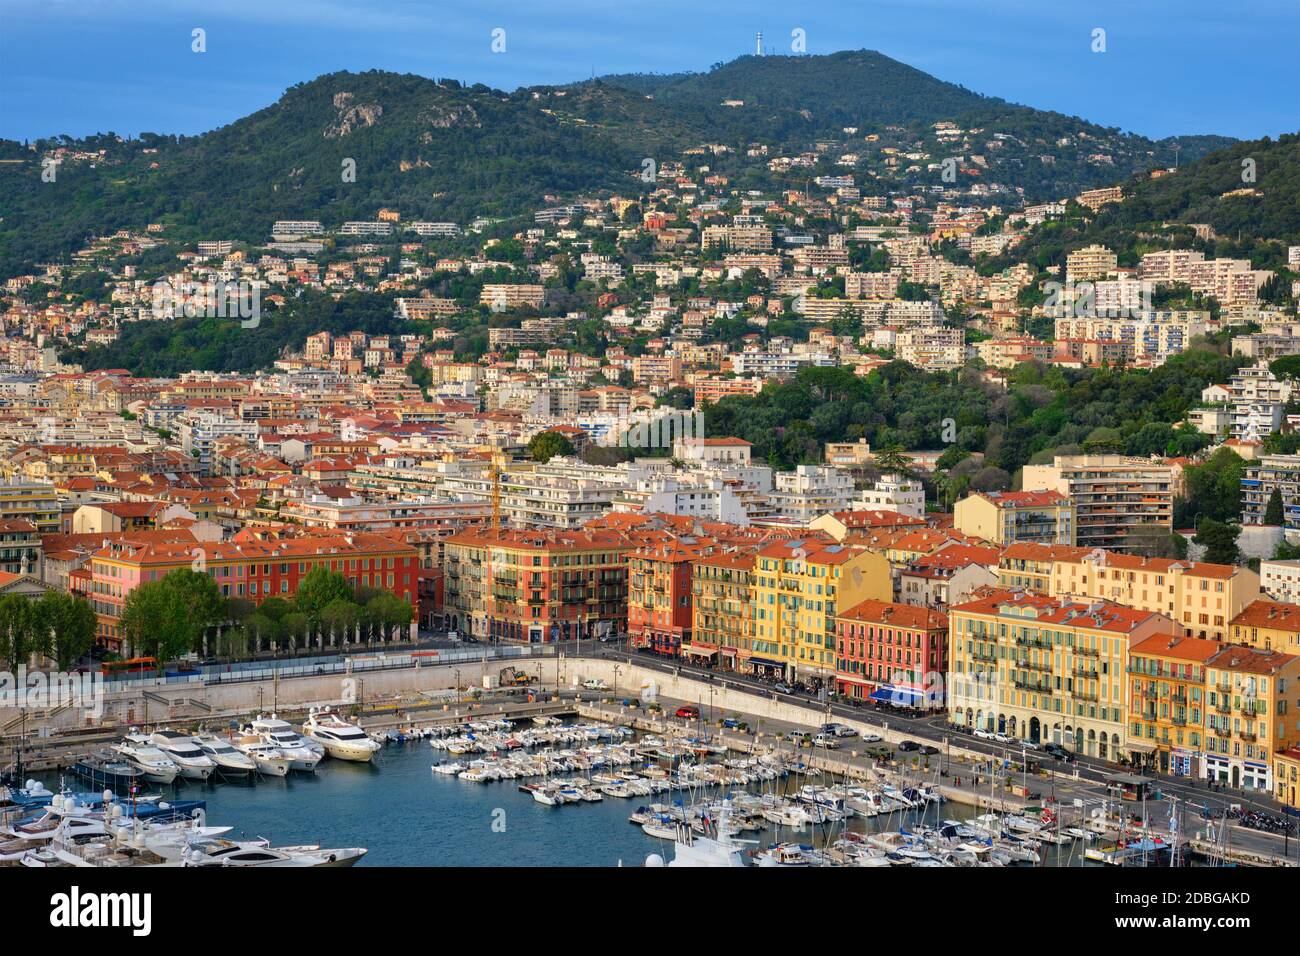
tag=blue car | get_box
[722,718,741,729]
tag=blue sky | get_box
[2,0,1297,142]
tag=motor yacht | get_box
[177,839,367,867]
[229,734,291,777]
[71,751,144,791]
[248,716,322,772]
[145,731,216,781]
[112,737,180,785]
[192,733,257,778]
[301,709,381,762]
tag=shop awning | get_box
[680,644,718,657]
[748,656,783,668]
[869,686,924,706]
[1126,742,1157,755]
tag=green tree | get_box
[873,444,914,476]
[1179,448,1247,526]
[0,594,47,671]
[280,611,310,650]
[1265,487,1285,526]
[36,591,96,670]
[527,430,575,463]
[295,566,354,630]
[321,597,362,643]
[118,580,192,663]
[1194,518,1241,566]
[366,591,413,642]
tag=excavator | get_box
[499,665,537,687]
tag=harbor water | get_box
[35,730,1114,866]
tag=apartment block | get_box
[1048,551,1258,641]
[1242,455,1300,529]
[690,546,760,670]
[954,490,1074,546]
[442,528,628,643]
[834,600,948,706]
[1021,455,1173,553]
[948,589,1177,757]
[749,537,892,683]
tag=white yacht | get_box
[301,709,382,762]
[229,735,291,777]
[181,841,367,867]
[112,738,180,785]
[147,731,217,781]
[644,805,751,867]
[248,716,322,772]
[192,733,257,778]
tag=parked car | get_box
[897,740,922,752]
[581,678,608,690]
[1020,739,1041,750]
[773,683,794,695]
[992,732,1013,743]
[833,726,858,739]
[721,718,741,729]
[788,729,812,742]
[1044,743,1075,762]
[973,728,996,740]
[675,706,700,719]
[811,733,840,749]
[859,733,883,744]
[919,744,940,756]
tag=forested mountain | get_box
[0,51,1238,280]
[998,133,1300,274]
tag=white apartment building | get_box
[1226,363,1293,441]
[1260,560,1300,604]
[178,412,259,474]
[1065,244,1117,283]
[767,465,856,523]
[896,327,968,371]
[853,473,926,518]
[1053,310,1212,366]
[612,474,749,524]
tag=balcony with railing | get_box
[1013,676,1053,694]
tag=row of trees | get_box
[0,590,97,672]
[117,566,414,664]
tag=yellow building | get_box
[1048,552,1259,641]
[691,547,760,672]
[1228,599,1300,652]
[750,537,891,683]
[1126,633,1220,776]
[953,490,1075,546]
[0,479,61,535]
[996,542,1090,593]
[1272,748,1300,809]
[1204,645,1300,790]
[948,588,1177,758]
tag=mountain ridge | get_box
[0,50,1250,280]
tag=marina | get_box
[8,708,1246,867]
